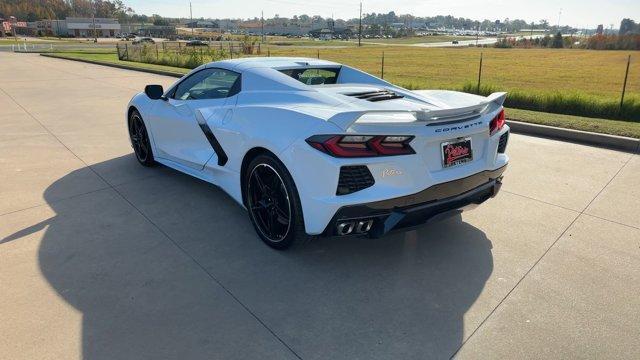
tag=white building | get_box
[65,18,120,37]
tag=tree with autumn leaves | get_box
[0,0,133,22]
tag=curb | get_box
[507,119,640,154]
[38,53,640,154]
[39,53,184,78]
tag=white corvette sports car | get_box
[127,57,509,249]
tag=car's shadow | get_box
[2,154,494,359]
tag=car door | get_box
[149,68,241,170]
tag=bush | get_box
[552,32,564,48]
[120,43,231,69]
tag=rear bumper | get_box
[323,165,507,237]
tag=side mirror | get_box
[144,85,164,100]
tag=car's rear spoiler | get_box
[328,92,507,130]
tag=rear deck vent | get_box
[497,132,509,153]
[344,90,404,102]
[337,165,375,195]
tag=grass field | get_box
[505,108,640,138]
[264,46,640,120]
[262,47,639,99]
[42,50,640,138]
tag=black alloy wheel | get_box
[129,110,154,166]
[245,155,311,249]
[248,163,291,242]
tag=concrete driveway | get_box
[1,53,638,360]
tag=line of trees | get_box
[619,18,640,35]
[495,32,640,51]
[253,13,566,33]
[0,0,132,22]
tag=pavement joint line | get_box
[579,154,635,214]
[0,171,166,219]
[0,186,113,219]
[501,189,580,214]
[451,151,635,359]
[580,212,640,231]
[22,55,142,92]
[502,187,639,231]
[1,76,304,360]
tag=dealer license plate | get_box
[441,137,473,167]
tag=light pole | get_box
[190,2,194,37]
[91,0,97,42]
[358,2,362,47]
[557,8,562,31]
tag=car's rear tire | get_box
[245,154,312,250]
[128,110,155,167]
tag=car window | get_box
[279,68,339,85]
[173,68,240,100]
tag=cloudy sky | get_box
[126,0,638,28]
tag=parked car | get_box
[132,37,154,44]
[126,58,509,249]
[185,39,209,47]
[452,40,459,44]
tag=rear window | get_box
[279,68,340,85]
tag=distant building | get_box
[121,23,176,37]
[217,19,239,32]
[184,20,217,28]
[137,25,176,37]
[27,20,67,36]
[596,24,604,35]
[1,17,29,36]
[309,27,353,40]
[1,17,118,37]
[65,17,120,37]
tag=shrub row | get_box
[462,83,640,122]
[120,46,230,69]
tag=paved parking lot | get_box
[1,53,639,359]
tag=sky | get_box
[126,0,639,28]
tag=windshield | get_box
[279,67,340,85]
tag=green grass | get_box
[463,83,640,121]
[43,49,640,138]
[506,108,640,138]
[44,52,190,75]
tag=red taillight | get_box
[306,135,415,158]
[489,109,506,135]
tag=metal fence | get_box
[116,41,261,64]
